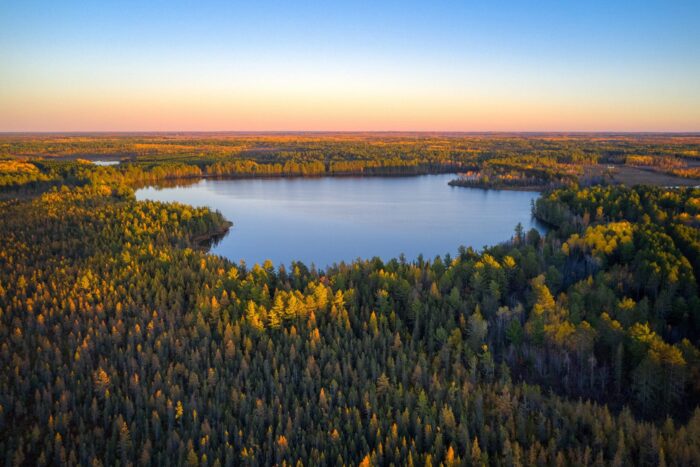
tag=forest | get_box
[2,133,700,193]
[1,133,700,465]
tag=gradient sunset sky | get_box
[1,0,699,132]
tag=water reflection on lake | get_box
[136,174,544,267]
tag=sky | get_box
[1,0,699,132]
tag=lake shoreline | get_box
[141,172,544,195]
[137,174,544,267]
[191,221,234,250]
[447,180,547,192]
[133,169,465,189]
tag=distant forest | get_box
[1,134,700,465]
[2,133,700,192]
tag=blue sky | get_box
[1,0,699,131]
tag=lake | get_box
[136,174,543,267]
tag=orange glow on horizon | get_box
[1,66,698,132]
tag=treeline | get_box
[0,158,467,194]
[1,176,700,464]
[207,159,461,177]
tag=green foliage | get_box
[1,138,700,464]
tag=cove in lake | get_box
[136,174,544,268]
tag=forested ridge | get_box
[1,136,700,465]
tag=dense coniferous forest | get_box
[1,134,700,465]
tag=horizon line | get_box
[2,130,700,136]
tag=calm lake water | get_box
[136,174,543,267]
